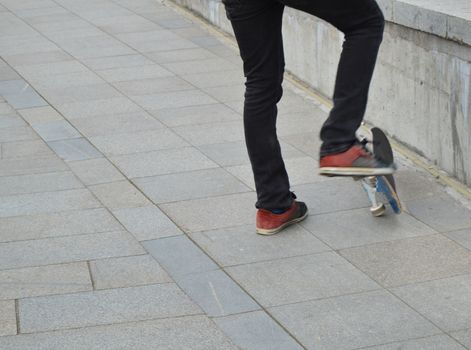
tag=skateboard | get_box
[356,127,402,217]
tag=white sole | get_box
[256,211,309,236]
[319,166,395,177]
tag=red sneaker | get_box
[256,200,308,235]
[319,145,396,177]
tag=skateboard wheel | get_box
[370,204,386,217]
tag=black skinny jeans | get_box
[223,0,385,210]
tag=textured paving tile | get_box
[173,121,244,146]
[48,137,103,161]
[0,126,38,143]
[406,195,471,232]
[340,235,471,287]
[0,316,237,350]
[68,158,124,185]
[0,156,67,177]
[280,132,323,160]
[270,290,440,350]
[392,274,471,332]
[131,89,217,111]
[18,106,63,124]
[39,83,122,105]
[301,208,436,250]
[113,76,194,96]
[96,64,173,83]
[89,128,187,156]
[71,111,164,138]
[151,103,241,127]
[89,181,151,209]
[0,189,100,218]
[451,329,471,349]
[190,224,330,267]
[0,300,16,336]
[0,208,122,243]
[82,54,155,70]
[56,97,142,120]
[0,231,144,270]
[134,168,250,203]
[146,47,217,64]
[0,171,83,196]
[32,71,104,91]
[202,84,245,103]
[160,192,257,233]
[125,37,198,53]
[111,147,217,178]
[90,255,172,290]
[111,205,182,241]
[292,178,371,215]
[0,262,91,300]
[15,60,88,79]
[227,252,379,307]
[181,69,244,89]
[19,283,201,333]
[2,139,54,159]
[3,89,47,109]
[394,169,447,201]
[143,235,218,278]
[0,114,26,129]
[31,120,81,141]
[446,228,471,250]
[364,334,466,350]
[162,57,238,75]
[178,269,260,317]
[3,51,73,67]
[214,311,303,350]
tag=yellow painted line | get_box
[166,0,471,200]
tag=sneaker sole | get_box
[256,211,309,236]
[319,166,395,177]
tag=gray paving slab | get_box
[2,51,73,67]
[31,120,81,141]
[178,269,260,317]
[31,71,104,90]
[15,60,88,79]
[89,181,151,209]
[113,76,194,96]
[0,65,20,81]
[134,168,250,204]
[0,300,16,336]
[98,16,160,34]
[270,290,440,350]
[0,114,26,129]
[19,283,201,333]
[38,83,122,105]
[89,128,187,156]
[451,329,471,349]
[0,79,29,95]
[48,137,103,161]
[68,158,125,185]
[281,132,323,160]
[406,195,471,232]
[392,274,471,332]
[162,57,238,75]
[151,103,241,127]
[110,147,218,178]
[96,64,173,83]
[446,228,471,251]
[0,125,38,142]
[190,224,330,267]
[111,205,182,241]
[214,310,303,350]
[143,235,219,278]
[0,262,91,300]
[0,315,237,350]
[226,252,379,307]
[3,89,47,109]
[363,334,466,350]
[0,171,83,196]
[55,96,142,120]
[2,139,54,159]
[0,231,144,270]
[160,192,257,233]
[173,121,245,146]
[90,255,172,290]
[0,156,68,177]
[131,89,217,111]
[202,84,245,103]
[155,17,193,29]
[0,208,123,243]
[146,47,218,64]
[0,188,100,218]
[189,35,224,48]
[301,208,437,250]
[18,106,63,124]
[125,37,198,52]
[116,29,181,44]
[82,54,155,70]
[71,111,165,138]
[340,234,471,288]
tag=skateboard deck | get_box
[358,127,402,216]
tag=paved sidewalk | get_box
[1,0,471,349]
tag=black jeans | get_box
[223,0,385,210]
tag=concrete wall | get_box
[171,0,471,186]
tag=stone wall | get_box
[171,0,471,186]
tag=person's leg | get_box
[223,0,292,210]
[280,0,385,156]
